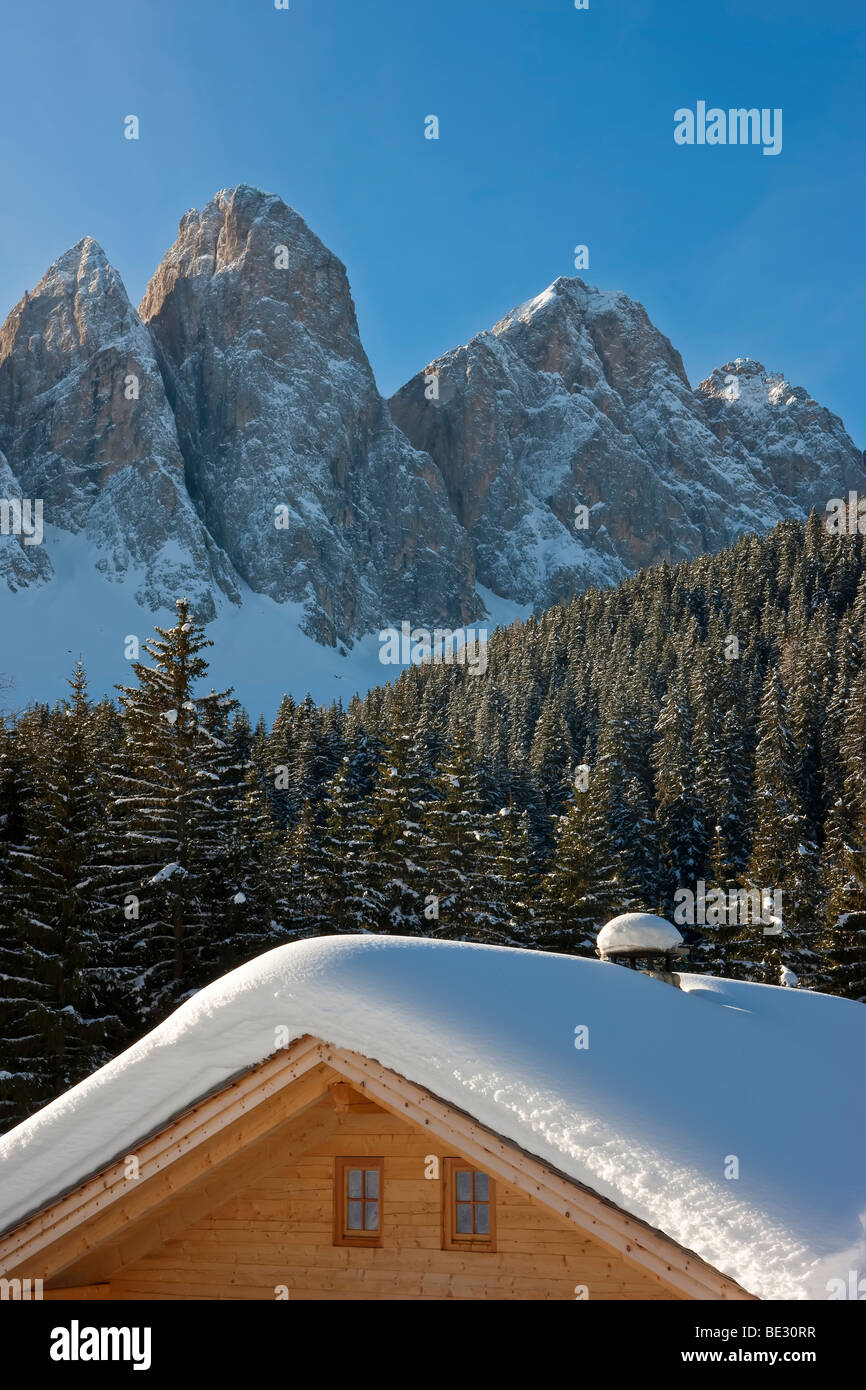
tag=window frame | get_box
[442,1157,497,1252]
[334,1155,384,1248]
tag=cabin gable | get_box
[0,1038,752,1301]
[104,1094,678,1301]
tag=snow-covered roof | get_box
[596,912,684,956]
[0,936,863,1300]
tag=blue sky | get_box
[2,0,864,442]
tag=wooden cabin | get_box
[3,931,863,1302]
[0,1034,749,1301]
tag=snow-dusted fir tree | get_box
[692,644,752,882]
[317,749,380,934]
[471,682,511,807]
[214,711,283,962]
[0,710,39,1126]
[787,617,833,853]
[278,799,329,939]
[695,820,755,979]
[266,693,297,827]
[0,711,29,918]
[652,670,705,914]
[593,696,657,911]
[279,695,343,821]
[420,726,489,939]
[478,802,537,947]
[821,572,866,933]
[529,702,573,816]
[98,599,240,1020]
[689,649,755,976]
[541,771,625,955]
[822,666,866,1000]
[366,688,430,933]
[0,666,120,1120]
[741,669,821,985]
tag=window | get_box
[334,1156,383,1247]
[442,1158,496,1251]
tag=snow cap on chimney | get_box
[596,912,686,980]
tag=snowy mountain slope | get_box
[0,525,524,718]
[390,278,865,610]
[0,936,862,1300]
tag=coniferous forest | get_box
[1,511,865,1131]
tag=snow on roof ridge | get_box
[0,934,863,1300]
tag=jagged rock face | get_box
[697,358,864,500]
[390,279,865,608]
[140,186,478,644]
[0,239,239,619]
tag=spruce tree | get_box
[420,727,489,940]
[594,698,658,911]
[822,668,866,999]
[366,690,430,933]
[98,599,240,1021]
[652,675,704,915]
[0,667,120,1123]
[223,715,283,956]
[480,803,537,947]
[317,753,379,934]
[741,671,821,985]
[279,800,329,940]
[540,778,622,955]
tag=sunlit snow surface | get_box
[0,526,529,718]
[0,935,863,1300]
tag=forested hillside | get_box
[1,511,865,1130]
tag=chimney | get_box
[595,913,687,987]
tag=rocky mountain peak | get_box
[391,277,864,610]
[0,233,240,619]
[698,359,812,410]
[139,185,366,372]
[139,184,477,646]
[487,276,691,396]
[1,236,134,370]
